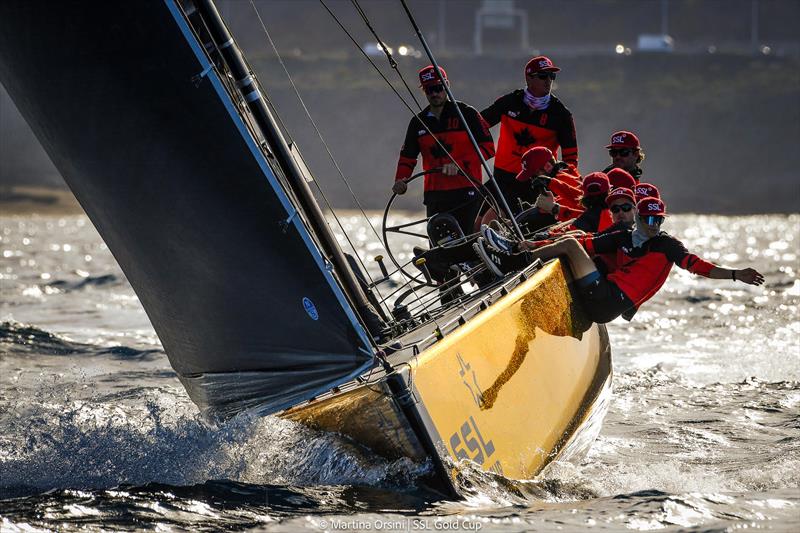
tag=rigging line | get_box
[194,6,384,348]
[290,1,489,327]
[247,0,386,305]
[397,0,524,240]
[318,0,501,214]
[403,264,489,316]
[249,0,387,256]
[349,0,422,110]
[253,1,442,330]
[350,2,503,219]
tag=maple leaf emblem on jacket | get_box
[513,128,536,147]
[430,139,453,160]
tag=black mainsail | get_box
[0,1,377,417]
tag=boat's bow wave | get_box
[0,387,429,499]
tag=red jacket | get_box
[549,171,583,211]
[481,90,578,173]
[580,230,716,309]
[552,204,613,234]
[395,101,495,192]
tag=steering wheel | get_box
[382,169,439,284]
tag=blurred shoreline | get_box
[4,53,799,215]
[1,184,798,217]
[0,186,83,215]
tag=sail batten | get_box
[0,0,374,417]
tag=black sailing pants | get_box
[424,188,481,237]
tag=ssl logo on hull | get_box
[448,416,503,475]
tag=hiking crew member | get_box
[531,167,635,230]
[603,130,644,181]
[634,182,660,201]
[481,56,578,213]
[531,171,614,233]
[473,197,764,323]
[600,186,637,234]
[479,146,577,229]
[393,65,495,235]
[606,168,637,191]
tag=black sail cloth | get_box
[0,1,373,418]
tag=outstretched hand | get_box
[736,268,765,286]
[392,180,408,195]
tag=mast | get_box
[192,0,384,337]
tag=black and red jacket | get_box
[394,101,495,193]
[580,230,716,310]
[481,90,578,175]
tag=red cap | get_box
[515,147,554,181]
[606,131,641,149]
[606,168,637,190]
[525,55,560,75]
[606,187,635,206]
[581,172,610,197]
[637,196,666,216]
[418,65,448,87]
[634,182,660,200]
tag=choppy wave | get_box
[0,320,160,360]
[1,214,798,531]
[46,273,121,292]
[0,388,429,500]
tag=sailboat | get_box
[0,0,610,496]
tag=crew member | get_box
[601,186,637,233]
[634,182,660,201]
[532,168,634,229]
[481,56,578,213]
[393,65,495,235]
[478,146,576,229]
[473,197,764,323]
[425,186,633,287]
[606,168,637,190]
[603,130,645,181]
[531,171,614,233]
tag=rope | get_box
[247,0,388,300]
[397,0,523,239]
[318,0,502,215]
[247,0,505,332]
[350,0,422,110]
[249,0,449,329]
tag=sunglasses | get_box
[609,203,634,214]
[531,72,556,81]
[608,148,634,157]
[643,215,665,225]
[424,84,445,94]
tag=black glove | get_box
[530,174,552,190]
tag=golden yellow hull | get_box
[284,259,611,493]
[407,259,609,479]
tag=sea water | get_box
[0,213,798,531]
